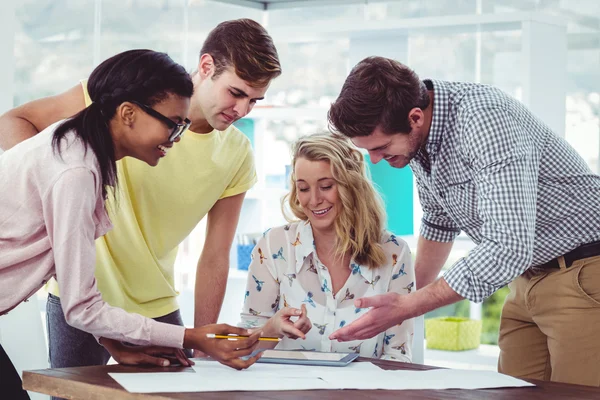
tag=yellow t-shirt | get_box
[48,80,257,318]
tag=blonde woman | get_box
[240,133,415,362]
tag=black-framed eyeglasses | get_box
[131,100,191,142]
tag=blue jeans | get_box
[46,294,189,400]
[0,342,31,399]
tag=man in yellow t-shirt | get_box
[0,19,281,373]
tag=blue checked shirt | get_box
[412,79,600,303]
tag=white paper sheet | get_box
[318,368,535,390]
[109,361,534,393]
[108,372,330,393]
[191,358,382,378]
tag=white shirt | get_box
[240,221,415,362]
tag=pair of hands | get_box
[100,337,193,368]
[261,304,312,339]
[329,292,408,341]
[185,305,313,360]
[330,279,463,341]
[102,293,410,369]
[256,293,407,342]
[101,323,263,370]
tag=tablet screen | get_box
[261,350,349,361]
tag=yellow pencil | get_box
[206,333,281,342]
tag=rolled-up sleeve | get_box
[416,173,461,242]
[443,106,538,302]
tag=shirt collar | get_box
[293,221,374,282]
[422,79,450,159]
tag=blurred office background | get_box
[1,2,599,396]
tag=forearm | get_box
[414,236,454,289]
[0,114,39,150]
[405,277,464,319]
[194,254,229,327]
[256,325,280,350]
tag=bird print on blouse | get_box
[283,293,290,308]
[273,247,286,262]
[252,275,264,292]
[386,235,400,246]
[284,273,296,286]
[341,288,355,302]
[372,342,379,357]
[271,294,280,311]
[308,258,318,274]
[291,233,302,247]
[258,248,266,264]
[303,291,316,308]
[321,279,331,293]
[384,333,395,345]
[240,222,415,362]
[349,342,363,353]
[365,275,381,289]
[314,323,327,335]
[392,263,407,280]
[392,342,407,355]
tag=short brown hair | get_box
[201,19,281,87]
[328,56,429,138]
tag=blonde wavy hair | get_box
[282,133,387,269]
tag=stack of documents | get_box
[109,360,535,393]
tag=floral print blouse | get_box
[240,221,415,362]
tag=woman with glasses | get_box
[130,100,191,144]
[0,49,259,399]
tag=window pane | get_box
[99,0,185,65]
[268,40,348,107]
[14,0,94,105]
[565,48,600,173]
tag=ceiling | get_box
[209,0,600,39]
[210,0,383,11]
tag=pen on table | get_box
[206,333,281,342]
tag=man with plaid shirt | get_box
[328,56,600,386]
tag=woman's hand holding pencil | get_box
[183,324,262,370]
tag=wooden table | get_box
[22,358,600,400]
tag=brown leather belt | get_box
[534,240,600,270]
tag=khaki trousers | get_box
[498,255,600,386]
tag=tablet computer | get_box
[253,349,359,367]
